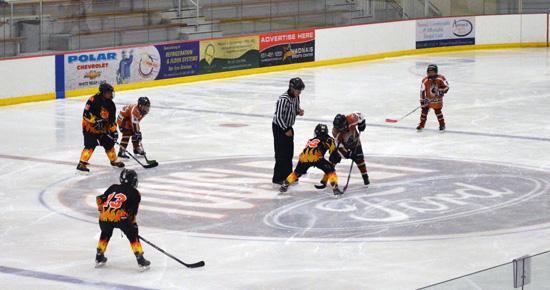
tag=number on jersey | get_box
[103,193,127,209]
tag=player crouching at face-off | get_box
[116,97,150,158]
[95,169,150,271]
[280,124,343,196]
[77,83,124,172]
[332,112,370,186]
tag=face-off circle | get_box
[50,156,550,241]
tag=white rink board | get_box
[476,14,547,45]
[476,15,522,44]
[0,55,55,99]
[520,13,548,43]
[315,20,416,61]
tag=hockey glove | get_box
[94,119,105,130]
[133,131,142,142]
[329,151,342,164]
[358,119,366,132]
[108,130,119,141]
[420,99,430,107]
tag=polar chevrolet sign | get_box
[45,156,550,241]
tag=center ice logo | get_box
[52,156,550,241]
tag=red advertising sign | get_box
[259,29,315,67]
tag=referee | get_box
[272,77,305,185]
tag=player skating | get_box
[117,97,150,158]
[417,64,449,131]
[280,124,343,195]
[332,112,370,186]
[95,169,150,271]
[77,83,124,172]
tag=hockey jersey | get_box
[82,94,117,134]
[96,184,141,223]
[332,112,365,149]
[421,74,449,103]
[299,136,337,163]
[117,104,147,132]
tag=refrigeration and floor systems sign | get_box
[63,41,200,90]
[416,17,475,49]
[259,29,315,67]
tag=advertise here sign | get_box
[64,41,199,90]
[416,17,475,49]
[259,29,315,67]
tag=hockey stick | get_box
[139,142,159,168]
[106,135,158,169]
[138,235,205,269]
[342,158,355,193]
[385,105,422,123]
[341,139,361,194]
[333,131,361,195]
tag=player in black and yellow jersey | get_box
[77,83,125,172]
[280,124,343,195]
[95,169,150,270]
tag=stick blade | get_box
[143,160,159,169]
[385,118,398,123]
[186,261,205,268]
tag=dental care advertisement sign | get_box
[64,41,199,90]
[416,17,475,49]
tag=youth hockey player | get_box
[332,112,370,186]
[95,169,150,270]
[280,124,343,195]
[77,83,124,172]
[417,64,449,131]
[116,97,150,158]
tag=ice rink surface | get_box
[2,48,550,289]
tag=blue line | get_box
[151,105,550,143]
[0,265,156,290]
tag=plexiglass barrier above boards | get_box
[0,0,547,59]
[419,250,550,290]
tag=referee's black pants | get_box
[272,123,294,184]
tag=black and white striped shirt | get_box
[273,91,300,131]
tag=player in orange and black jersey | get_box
[77,83,124,172]
[95,169,150,270]
[116,97,150,158]
[332,112,370,186]
[418,64,449,131]
[280,124,343,195]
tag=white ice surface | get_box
[1,48,550,290]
